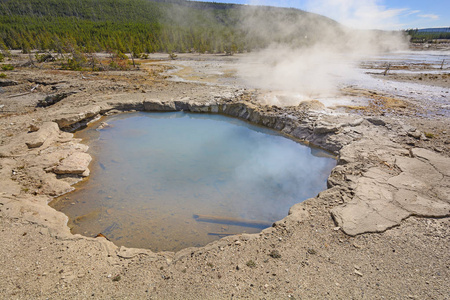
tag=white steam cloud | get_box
[237,0,409,106]
[306,0,407,30]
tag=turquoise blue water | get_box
[51,112,335,252]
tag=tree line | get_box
[405,29,450,43]
[0,0,262,55]
[0,0,343,57]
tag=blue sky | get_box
[195,0,449,30]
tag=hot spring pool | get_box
[50,112,336,252]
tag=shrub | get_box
[35,53,55,63]
[246,260,256,268]
[268,250,281,258]
[0,73,6,78]
[424,132,435,139]
[1,64,14,71]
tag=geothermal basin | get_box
[50,112,336,252]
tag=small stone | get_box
[354,270,363,277]
[408,130,422,139]
[234,241,241,246]
[367,117,386,126]
[29,123,40,132]
[97,122,109,130]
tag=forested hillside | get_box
[0,0,339,54]
[406,28,450,43]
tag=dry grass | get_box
[339,87,415,115]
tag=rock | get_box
[37,92,77,107]
[331,177,411,236]
[394,189,450,217]
[0,80,18,87]
[387,173,428,191]
[403,125,416,133]
[52,152,92,175]
[53,105,101,128]
[354,270,363,277]
[367,117,386,126]
[32,143,88,170]
[408,130,422,139]
[143,100,176,111]
[411,148,450,177]
[107,100,144,111]
[27,167,74,196]
[394,156,443,183]
[97,122,112,130]
[340,118,364,128]
[331,200,410,236]
[25,122,60,149]
[332,152,450,236]
[363,168,392,184]
[29,123,40,132]
[314,122,338,134]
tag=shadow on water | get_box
[50,112,336,252]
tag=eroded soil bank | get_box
[0,52,449,299]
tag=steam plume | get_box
[237,0,409,106]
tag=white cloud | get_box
[305,0,408,30]
[407,10,421,15]
[418,14,440,20]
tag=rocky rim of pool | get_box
[49,111,336,252]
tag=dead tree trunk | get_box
[383,64,391,76]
